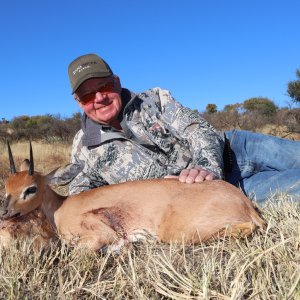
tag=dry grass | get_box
[259,124,300,140]
[0,142,299,299]
[0,141,71,174]
[0,141,71,196]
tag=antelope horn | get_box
[29,141,34,176]
[7,141,16,174]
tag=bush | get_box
[1,113,81,143]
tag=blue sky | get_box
[0,0,299,120]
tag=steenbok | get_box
[0,142,265,251]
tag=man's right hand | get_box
[164,166,216,184]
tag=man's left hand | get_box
[164,166,216,183]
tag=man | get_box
[63,53,300,203]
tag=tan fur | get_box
[1,164,266,250]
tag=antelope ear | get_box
[46,163,84,186]
[20,159,30,171]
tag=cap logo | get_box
[72,61,98,76]
[68,54,113,93]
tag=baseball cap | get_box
[68,54,113,94]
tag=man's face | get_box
[74,76,122,125]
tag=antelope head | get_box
[0,142,47,220]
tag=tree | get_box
[243,97,277,117]
[205,104,217,114]
[287,69,300,103]
[223,103,243,113]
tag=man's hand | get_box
[165,166,216,183]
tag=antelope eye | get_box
[23,186,37,199]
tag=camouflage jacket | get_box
[68,87,225,195]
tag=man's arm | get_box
[155,88,224,183]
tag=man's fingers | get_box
[181,169,202,183]
[179,169,190,182]
[174,168,216,184]
[194,170,214,182]
[194,170,206,182]
[205,173,215,180]
[194,174,205,182]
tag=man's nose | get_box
[94,91,106,101]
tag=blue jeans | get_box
[224,130,300,204]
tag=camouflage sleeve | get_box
[68,130,108,195]
[154,88,224,178]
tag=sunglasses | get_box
[76,80,117,105]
